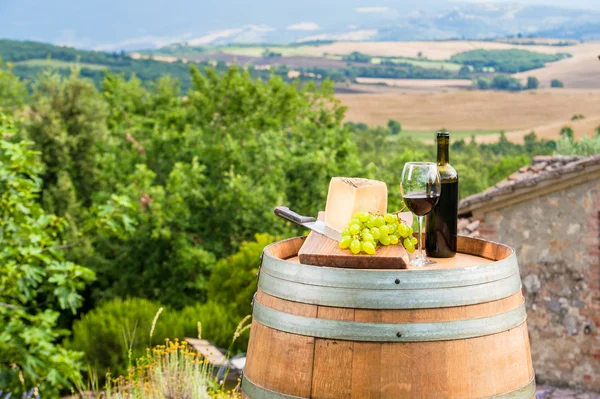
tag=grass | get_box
[14,59,107,70]
[398,130,502,142]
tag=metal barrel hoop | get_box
[251,300,527,342]
[241,374,536,399]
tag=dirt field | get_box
[337,89,600,137]
[304,40,569,60]
[512,42,600,89]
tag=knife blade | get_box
[274,206,342,242]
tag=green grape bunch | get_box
[339,212,418,255]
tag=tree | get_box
[345,52,372,63]
[27,70,108,215]
[0,59,27,109]
[207,233,277,318]
[524,131,538,152]
[551,79,564,88]
[458,66,471,77]
[560,125,574,139]
[0,116,95,396]
[78,67,362,309]
[476,78,490,90]
[526,76,539,90]
[388,119,402,135]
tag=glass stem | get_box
[418,215,424,261]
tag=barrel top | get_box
[259,236,521,309]
[265,235,514,272]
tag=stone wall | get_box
[474,180,600,391]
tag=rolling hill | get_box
[0,39,201,90]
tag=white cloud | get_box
[188,25,274,45]
[93,33,193,51]
[188,28,243,45]
[355,6,393,13]
[287,22,320,31]
[298,29,378,42]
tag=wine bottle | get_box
[426,131,458,258]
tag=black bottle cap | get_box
[437,131,450,137]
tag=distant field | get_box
[303,40,567,60]
[337,89,600,136]
[399,130,501,142]
[14,59,106,70]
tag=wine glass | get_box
[400,162,441,267]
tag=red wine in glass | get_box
[403,194,440,216]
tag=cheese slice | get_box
[324,177,388,232]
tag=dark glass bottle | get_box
[426,131,458,258]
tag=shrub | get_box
[526,76,539,90]
[560,126,574,139]
[66,298,247,382]
[104,339,240,399]
[556,135,600,156]
[207,233,277,319]
[387,119,402,135]
[551,79,564,88]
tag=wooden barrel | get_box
[242,236,535,399]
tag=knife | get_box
[274,206,342,242]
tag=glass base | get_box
[409,257,437,267]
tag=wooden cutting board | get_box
[298,213,410,269]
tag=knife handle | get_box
[274,206,317,225]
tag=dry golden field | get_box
[337,89,600,141]
[512,42,600,89]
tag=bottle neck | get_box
[437,136,449,165]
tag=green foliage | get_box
[555,135,600,156]
[69,67,360,309]
[526,76,539,90]
[475,75,523,91]
[560,126,575,139]
[451,49,570,73]
[387,119,402,135]
[551,79,564,88]
[0,118,95,396]
[0,59,28,109]
[492,75,523,91]
[345,52,372,63]
[261,49,282,58]
[27,70,108,212]
[67,298,245,383]
[207,233,277,318]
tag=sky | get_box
[0,0,598,50]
